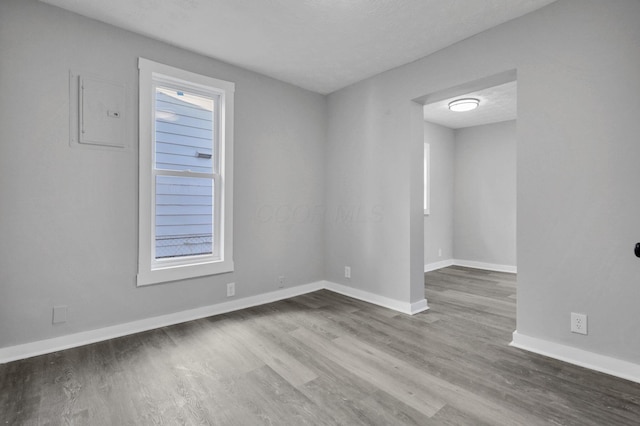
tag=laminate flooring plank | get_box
[227,303,299,333]
[428,275,514,298]
[356,390,436,426]
[299,299,584,423]
[352,300,406,319]
[34,351,84,425]
[426,279,515,302]
[332,311,559,425]
[290,326,447,418]
[276,299,345,340]
[433,268,516,293]
[331,334,550,426]
[67,340,133,426]
[322,306,515,385]
[165,318,264,378]
[218,317,318,388]
[434,289,516,318]
[557,365,640,406]
[212,304,384,423]
[217,365,327,426]
[490,350,640,425]
[0,356,43,425]
[271,323,388,405]
[287,291,332,309]
[341,312,526,396]
[140,327,220,424]
[311,290,368,314]
[109,329,185,425]
[427,404,495,426]
[298,372,436,426]
[498,356,640,425]
[297,377,375,426]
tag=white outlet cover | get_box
[52,305,68,324]
[571,312,588,335]
[227,282,235,297]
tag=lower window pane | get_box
[155,175,213,259]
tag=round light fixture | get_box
[448,98,479,112]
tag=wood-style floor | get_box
[2,266,640,425]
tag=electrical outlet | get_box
[438,248,442,257]
[227,282,236,297]
[278,275,285,288]
[345,266,351,279]
[52,305,68,324]
[571,312,587,335]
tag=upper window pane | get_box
[154,87,215,173]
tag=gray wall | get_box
[453,121,516,267]
[324,83,420,303]
[3,0,640,369]
[326,0,640,363]
[0,0,326,348]
[423,122,455,267]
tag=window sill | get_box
[137,259,234,286]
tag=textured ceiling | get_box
[423,81,517,129]
[40,0,556,94]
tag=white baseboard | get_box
[510,331,640,384]
[323,281,429,315]
[424,259,516,274]
[424,259,455,272]
[453,259,517,273]
[0,280,427,364]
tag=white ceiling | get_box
[423,81,517,129]
[40,0,556,94]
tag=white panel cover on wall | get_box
[80,76,125,147]
[69,72,127,149]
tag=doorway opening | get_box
[417,70,518,284]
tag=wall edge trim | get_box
[322,281,428,315]
[453,259,517,273]
[424,259,455,272]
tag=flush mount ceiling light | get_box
[448,98,479,112]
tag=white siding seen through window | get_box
[154,88,215,259]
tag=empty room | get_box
[1,0,639,424]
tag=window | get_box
[424,142,430,215]
[137,58,234,286]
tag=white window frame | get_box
[137,58,234,286]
